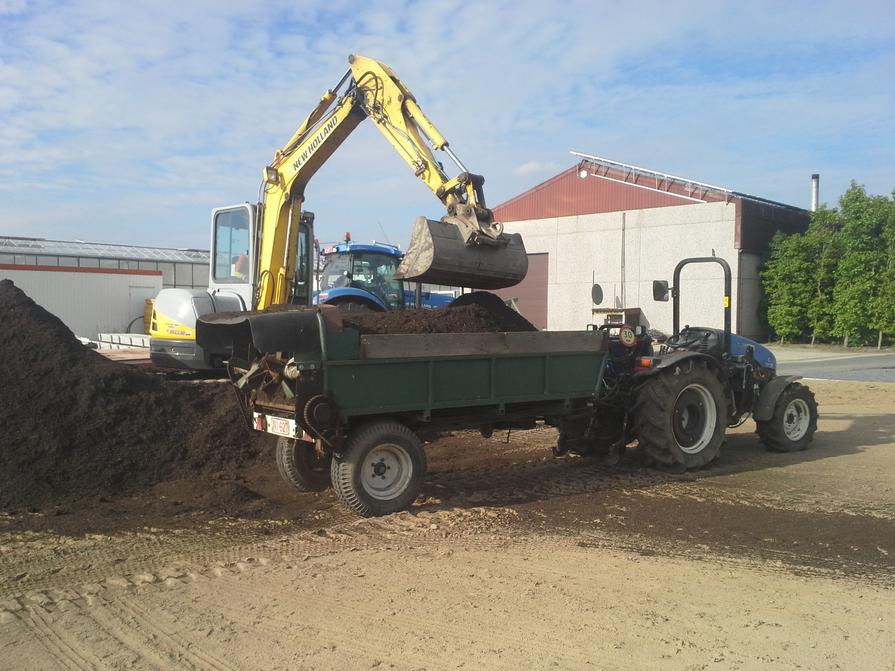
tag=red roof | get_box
[493,164,732,222]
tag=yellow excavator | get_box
[150,53,527,369]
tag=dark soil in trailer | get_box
[342,292,538,335]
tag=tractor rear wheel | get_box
[331,420,427,517]
[756,383,818,452]
[276,437,332,491]
[633,360,726,469]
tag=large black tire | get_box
[756,383,818,452]
[275,437,332,492]
[633,360,726,469]
[331,421,427,517]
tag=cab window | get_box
[213,208,250,283]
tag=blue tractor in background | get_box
[314,237,454,312]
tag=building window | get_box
[193,263,208,287]
[157,262,174,285]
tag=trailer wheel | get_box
[633,360,726,469]
[275,437,332,492]
[756,383,818,452]
[331,421,427,517]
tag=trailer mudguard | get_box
[753,375,802,421]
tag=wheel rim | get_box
[783,398,811,441]
[361,443,413,500]
[672,383,717,454]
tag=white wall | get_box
[1,267,162,339]
[503,202,751,336]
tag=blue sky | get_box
[1,0,893,250]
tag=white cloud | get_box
[0,0,893,248]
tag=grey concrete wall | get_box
[503,202,763,337]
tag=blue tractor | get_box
[564,256,819,470]
[314,238,454,312]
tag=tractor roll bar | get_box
[671,257,732,355]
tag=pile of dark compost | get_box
[0,280,265,510]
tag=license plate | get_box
[268,416,293,437]
[254,412,295,438]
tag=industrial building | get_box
[494,152,811,339]
[0,236,210,340]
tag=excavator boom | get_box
[255,54,526,309]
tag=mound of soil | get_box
[0,280,267,510]
[343,292,538,335]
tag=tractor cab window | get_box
[320,252,404,310]
[320,254,352,290]
[213,208,250,284]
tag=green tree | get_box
[869,191,895,347]
[762,230,813,342]
[804,207,843,344]
[832,183,889,346]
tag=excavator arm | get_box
[255,54,527,309]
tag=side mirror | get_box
[652,280,669,302]
[591,284,604,306]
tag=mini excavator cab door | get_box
[209,203,255,309]
[289,211,315,306]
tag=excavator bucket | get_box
[396,217,528,289]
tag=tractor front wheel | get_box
[633,360,726,469]
[756,383,818,452]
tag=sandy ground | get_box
[1,379,894,670]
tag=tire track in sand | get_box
[17,603,104,671]
[110,591,238,671]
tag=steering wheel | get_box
[666,328,702,350]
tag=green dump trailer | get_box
[198,307,609,516]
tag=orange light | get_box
[635,357,654,370]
